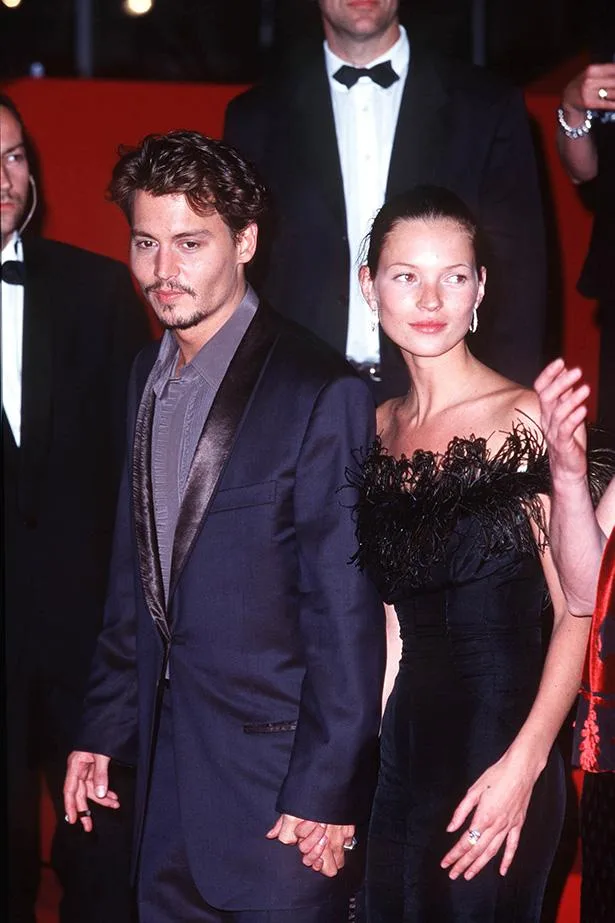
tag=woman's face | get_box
[360,217,486,360]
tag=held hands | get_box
[440,748,542,881]
[266,814,355,877]
[63,751,120,832]
[562,63,615,116]
[534,358,589,485]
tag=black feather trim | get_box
[347,424,551,597]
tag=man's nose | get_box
[0,160,11,191]
[154,249,178,280]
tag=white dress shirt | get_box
[325,26,410,365]
[1,233,24,446]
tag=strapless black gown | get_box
[350,430,566,923]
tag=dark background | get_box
[0,0,609,87]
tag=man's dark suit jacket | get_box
[3,237,149,758]
[224,44,546,396]
[76,307,386,911]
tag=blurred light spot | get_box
[2,0,23,9]
[123,0,153,16]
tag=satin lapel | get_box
[169,308,279,599]
[19,239,53,521]
[132,366,170,643]
[386,48,450,198]
[289,55,346,228]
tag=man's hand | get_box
[266,814,355,877]
[63,750,120,832]
[534,358,589,485]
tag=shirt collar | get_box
[324,24,410,89]
[153,283,259,396]
[1,233,23,265]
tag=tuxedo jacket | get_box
[76,307,386,910]
[3,237,149,751]
[224,44,546,394]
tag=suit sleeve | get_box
[276,375,386,825]
[72,364,141,765]
[477,88,546,386]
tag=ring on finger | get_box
[77,809,92,818]
[598,87,609,100]
[468,828,481,846]
[343,835,358,852]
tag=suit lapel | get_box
[132,364,170,643]
[289,54,347,228]
[169,307,279,600]
[386,47,450,199]
[19,239,54,521]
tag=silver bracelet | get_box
[557,106,594,139]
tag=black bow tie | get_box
[333,60,399,89]
[1,260,25,285]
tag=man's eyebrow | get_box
[2,142,26,156]
[131,230,211,239]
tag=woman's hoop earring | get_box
[469,306,478,334]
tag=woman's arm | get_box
[535,359,611,613]
[440,511,590,881]
[382,603,402,716]
[556,64,615,183]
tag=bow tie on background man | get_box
[1,261,25,285]
[333,60,399,89]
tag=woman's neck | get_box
[400,344,482,426]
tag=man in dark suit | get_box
[224,0,546,400]
[1,95,149,922]
[63,130,385,922]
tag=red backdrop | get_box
[3,73,593,923]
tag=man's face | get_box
[130,191,257,337]
[318,0,399,42]
[0,106,30,250]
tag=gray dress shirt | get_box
[150,286,258,601]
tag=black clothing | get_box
[3,237,149,922]
[224,43,546,397]
[350,432,565,921]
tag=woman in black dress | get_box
[349,186,592,922]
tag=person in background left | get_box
[1,94,150,923]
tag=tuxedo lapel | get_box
[288,55,346,229]
[132,366,170,643]
[169,308,279,599]
[19,239,54,521]
[386,47,450,199]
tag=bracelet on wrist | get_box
[557,106,594,139]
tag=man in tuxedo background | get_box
[63,129,385,923]
[1,95,149,922]
[224,0,546,400]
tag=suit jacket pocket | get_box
[209,480,277,514]
[243,720,298,734]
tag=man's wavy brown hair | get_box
[108,130,269,239]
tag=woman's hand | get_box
[440,747,543,881]
[534,358,589,485]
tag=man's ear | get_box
[237,222,258,264]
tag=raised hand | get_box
[534,358,589,484]
[562,63,615,115]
